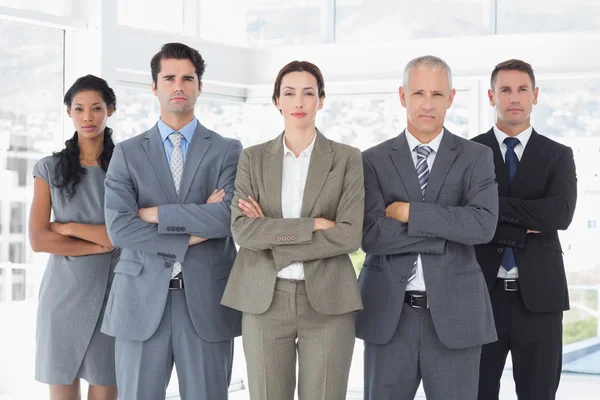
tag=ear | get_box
[107,104,115,117]
[447,88,456,109]
[275,96,281,112]
[317,95,325,111]
[399,86,407,108]
[152,81,158,97]
[198,81,203,96]
[487,88,496,107]
[66,106,72,118]
[532,86,539,105]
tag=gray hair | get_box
[403,55,453,90]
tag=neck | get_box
[496,119,531,137]
[408,126,443,144]
[78,132,104,166]
[283,125,316,158]
[160,111,195,131]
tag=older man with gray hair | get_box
[356,55,499,400]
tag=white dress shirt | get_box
[405,128,445,292]
[493,124,533,279]
[277,133,317,280]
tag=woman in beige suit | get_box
[222,61,364,400]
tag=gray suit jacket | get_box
[221,131,364,315]
[355,129,498,349]
[101,122,242,342]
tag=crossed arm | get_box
[231,148,365,270]
[362,148,499,255]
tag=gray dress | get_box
[33,156,119,386]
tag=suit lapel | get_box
[390,131,425,201]
[142,125,177,203]
[425,130,458,203]
[263,133,284,219]
[301,130,334,217]
[510,129,544,195]
[177,122,211,202]
[480,129,510,195]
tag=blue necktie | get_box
[502,137,520,270]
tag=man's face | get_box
[399,68,455,139]
[152,58,201,116]
[489,70,538,128]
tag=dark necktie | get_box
[502,137,520,271]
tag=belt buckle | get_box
[504,279,518,292]
[409,293,427,309]
[169,277,183,290]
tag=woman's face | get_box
[276,71,324,130]
[67,90,114,140]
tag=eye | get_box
[93,107,103,111]
[74,107,83,111]
[284,92,293,96]
[305,92,314,96]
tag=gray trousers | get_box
[364,303,481,400]
[114,289,234,400]
[242,278,355,400]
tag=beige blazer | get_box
[222,130,364,315]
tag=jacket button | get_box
[181,227,186,232]
[165,262,172,268]
[497,248,504,253]
[291,235,296,241]
[511,241,516,246]
[500,216,506,221]
[277,236,282,242]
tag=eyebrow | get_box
[283,86,316,90]
[162,74,196,79]
[499,85,530,90]
[73,103,102,106]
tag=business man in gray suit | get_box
[355,55,498,400]
[102,43,242,400]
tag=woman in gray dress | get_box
[29,75,120,400]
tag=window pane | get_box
[118,0,183,33]
[532,78,600,375]
[336,0,493,43]
[246,0,324,46]
[195,97,244,141]
[0,20,64,398]
[115,84,160,143]
[497,0,600,34]
[0,0,70,16]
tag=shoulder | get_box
[533,131,572,154]
[362,136,396,160]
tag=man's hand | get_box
[138,207,159,224]
[313,218,336,232]
[386,201,410,223]
[207,189,225,204]
[238,196,265,219]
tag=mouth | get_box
[508,108,523,112]
[171,97,187,102]
[418,115,435,120]
[291,112,307,118]
[82,126,96,131]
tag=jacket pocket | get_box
[212,263,233,280]
[114,259,144,276]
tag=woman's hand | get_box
[49,222,71,236]
[238,196,265,219]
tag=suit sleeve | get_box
[490,223,527,249]
[231,149,315,252]
[361,152,447,256]
[407,147,499,245]
[156,140,242,239]
[498,147,576,232]
[104,143,189,262]
[270,148,365,270]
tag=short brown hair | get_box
[151,42,206,86]
[490,59,536,90]
[272,61,326,107]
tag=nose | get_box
[294,94,303,109]
[83,111,93,122]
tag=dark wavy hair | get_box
[52,74,117,199]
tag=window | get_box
[9,202,24,234]
[336,0,493,43]
[115,83,160,143]
[0,0,71,16]
[497,0,600,34]
[117,0,184,33]
[589,220,597,229]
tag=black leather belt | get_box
[169,273,184,290]
[496,278,519,292]
[404,291,428,309]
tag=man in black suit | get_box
[472,59,577,400]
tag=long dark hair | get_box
[52,74,117,199]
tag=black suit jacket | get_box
[471,128,577,313]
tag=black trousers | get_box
[478,279,563,400]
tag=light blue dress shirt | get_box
[157,117,198,163]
